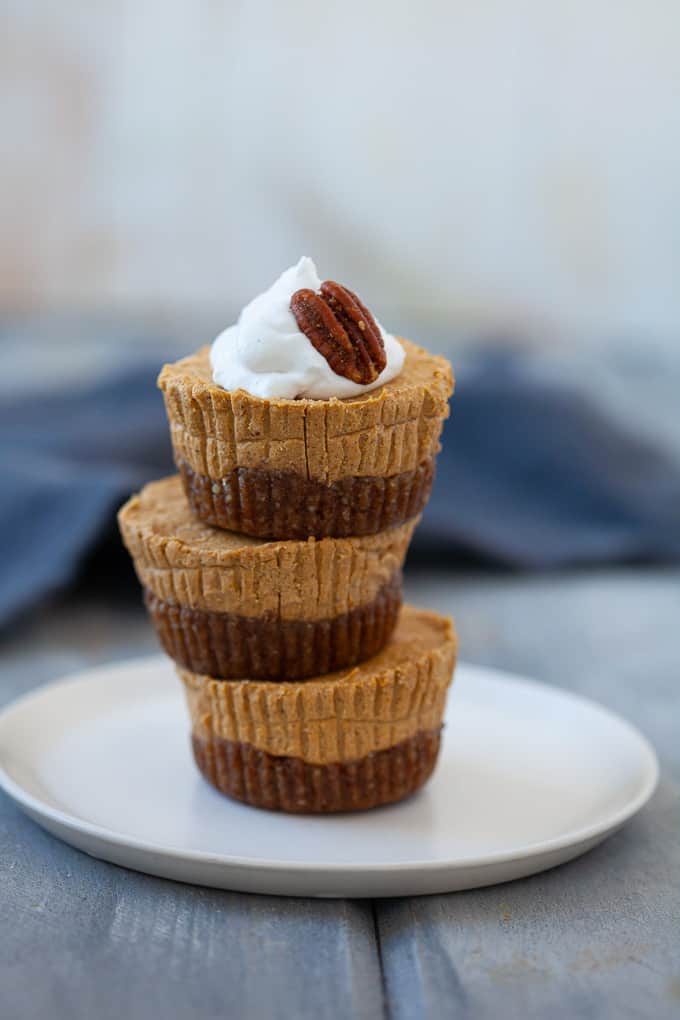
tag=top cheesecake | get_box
[159,338,453,539]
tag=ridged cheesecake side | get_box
[180,605,458,812]
[119,476,417,680]
[158,339,453,539]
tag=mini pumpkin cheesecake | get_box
[159,258,453,540]
[119,476,415,681]
[181,605,457,813]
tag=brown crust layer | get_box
[145,572,402,680]
[191,728,442,813]
[178,456,435,539]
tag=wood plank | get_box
[0,802,385,1020]
[375,569,680,1019]
[0,599,386,1020]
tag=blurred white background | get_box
[2,1,679,348]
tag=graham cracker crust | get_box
[145,572,402,680]
[178,457,435,539]
[191,728,442,813]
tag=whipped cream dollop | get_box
[210,257,405,400]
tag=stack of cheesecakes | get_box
[119,258,457,813]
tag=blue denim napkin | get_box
[2,352,679,626]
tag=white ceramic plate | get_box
[0,657,658,897]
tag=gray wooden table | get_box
[1,567,678,1020]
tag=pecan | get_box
[290,280,386,385]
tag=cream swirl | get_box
[210,257,404,400]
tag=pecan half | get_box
[290,280,386,385]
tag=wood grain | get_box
[1,567,678,1018]
[377,569,680,1020]
[1,806,384,1020]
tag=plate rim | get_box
[0,655,660,878]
